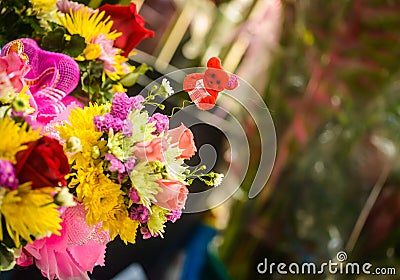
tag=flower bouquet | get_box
[0,1,223,279]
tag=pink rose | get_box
[154,179,188,210]
[167,124,197,159]
[134,137,166,162]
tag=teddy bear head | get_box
[203,57,238,93]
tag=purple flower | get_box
[124,157,136,173]
[131,95,145,110]
[149,113,169,134]
[129,188,140,204]
[130,205,150,223]
[105,153,125,173]
[111,92,133,120]
[0,159,18,190]
[94,113,124,132]
[166,210,182,223]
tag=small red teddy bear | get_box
[183,57,238,110]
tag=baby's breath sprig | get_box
[143,78,176,110]
[185,165,224,187]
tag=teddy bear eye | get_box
[216,80,220,84]
[211,73,216,78]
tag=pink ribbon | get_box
[1,38,81,125]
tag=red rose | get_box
[98,3,154,57]
[15,136,69,189]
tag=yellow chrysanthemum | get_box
[0,183,62,247]
[102,210,139,244]
[70,167,138,243]
[0,118,40,163]
[58,8,121,43]
[71,167,121,220]
[56,103,106,164]
[82,171,122,224]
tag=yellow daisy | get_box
[58,7,121,43]
[0,183,62,247]
[0,118,40,163]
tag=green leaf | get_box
[64,34,86,57]
[41,27,66,52]
[120,63,151,87]
[88,60,105,78]
[0,244,16,271]
[104,90,114,102]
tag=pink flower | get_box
[129,205,150,223]
[16,204,108,280]
[92,34,119,73]
[0,159,18,190]
[128,188,140,204]
[134,137,166,162]
[105,153,125,173]
[166,210,182,223]
[0,51,30,92]
[57,0,95,14]
[140,227,157,239]
[167,124,197,159]
[154,179,189,210]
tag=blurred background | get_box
[6,0,400,279]
[132,0,400,279]
[130,0,400,279]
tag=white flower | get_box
[125,110,156,143]
[54,187,76,207]
[213,173,224,187]
[161,78,174,95]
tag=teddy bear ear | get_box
[226,74,239,90]
[207,57,223,69]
